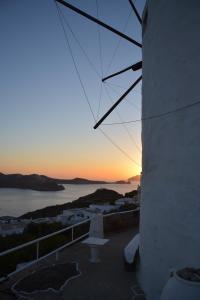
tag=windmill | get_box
[55,1,200,300]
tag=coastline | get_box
[0,173,131,192]
[0,182,139,218]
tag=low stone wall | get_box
[103,210,139,234]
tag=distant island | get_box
[55,177,107,184]
[0,173,64,192]
[54,177,130,185]
[0,173,134,191]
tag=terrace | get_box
[0,210,144,300]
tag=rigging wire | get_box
[95,0,104,76]
[106,80,142,97]
[59,4,103,120]
[54,1,141,167]
[96,83,103,120]
[55,1,96,122]
[106,11,132,74]
[105,81,141,112]
[103,84,142,153]
[99,128,141,167]
[104,81,132,90]
[59,4,102,120]
[58,9,101,79]
[102,98,200,126]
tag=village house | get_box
[115,197,138,206]
[0,223,26,237]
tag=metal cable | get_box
[95,0,104,76]
[102,98,200,125]
[106,11,132,74]
[103,84,142,153]
[105,82,141,111]
[59,9,101,79]
[55,2,96,122]
[99,128,141,167]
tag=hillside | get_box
[19,188,123,219]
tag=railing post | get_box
[72,226,74,241]
[56,251,59,261]
[36,241,39,260]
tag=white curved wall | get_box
[139,1,200,299]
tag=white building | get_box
[115,197,137,206]
[57,208,95,225]
[0,224,25,237]
[19,219,32,225]
[57,204,117,225]
[89,204,117,214]
[139,1,200,299]
[32,217,52,224]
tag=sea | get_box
[0,182,139,218]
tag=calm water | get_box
[0,183,139,217]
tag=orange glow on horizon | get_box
[1,163,141,181]
[1,142,141,181]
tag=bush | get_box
[0,222,70,276]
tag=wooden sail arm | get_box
[102,61,142,82]
[94,76,142,129]
[55,0,142,48]
[128,0,142,25]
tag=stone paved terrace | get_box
[0,227,142,300]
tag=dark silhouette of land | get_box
[0,173,64,192]
[54,177,130,185]
[0,173,131,192]
[55,177,108,184]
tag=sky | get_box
[0,0,145,181]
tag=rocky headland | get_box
[0,173,64,192]
[19,188,123,219]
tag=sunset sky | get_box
[0,0,145,181]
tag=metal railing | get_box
[0,218,90,281]
[0,208,139,281]
[104,207,139,218]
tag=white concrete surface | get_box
[82,237,109,263]
[89,214,104,238]
[124,233,140,264]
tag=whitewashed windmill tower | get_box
[55,0,200,299]
[139,0,200,299]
